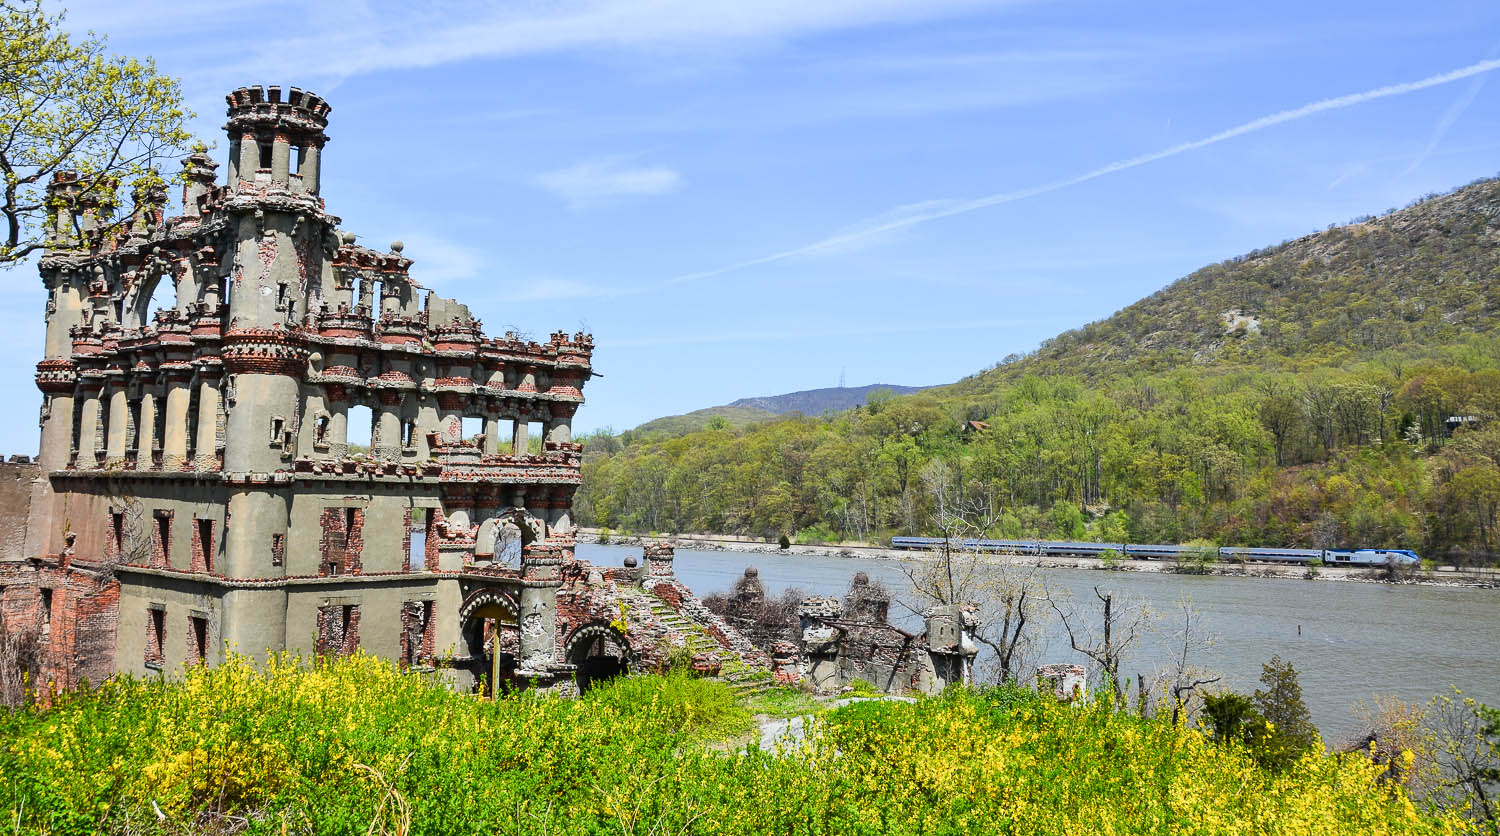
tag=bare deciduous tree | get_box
[1050,586,1152,705]
[1152,597,1220,724]
[898,499,1048,685]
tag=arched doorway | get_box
[563,624,630,694]
[458,588,519,697]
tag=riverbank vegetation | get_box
[3,653,1494,835]
[578,177,1500,565]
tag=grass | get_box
[743,685,826,719]
[0,654,1465,835]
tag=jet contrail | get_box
[668,56,1500,285]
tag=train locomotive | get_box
[888,537,1421,567]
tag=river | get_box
[576,542,1500,741]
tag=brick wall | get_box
[0,461,36,562]
[317,505,364,575]
[315,604,360,656]
[398,600,435,667]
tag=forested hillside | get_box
[578,176,1500,562]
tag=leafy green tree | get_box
[0,0,193,265]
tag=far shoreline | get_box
[576,528,1500,590]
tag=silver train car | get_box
[888,537,1420,567]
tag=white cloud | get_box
[668,55,1500,285]
[244,0,1012,81]
[534,157,682,208]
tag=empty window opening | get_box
[290,145,303,175]
[258,142,272,169]
[462,416,482,442]
[146,607,165,667]
[185,394,199,459]
[402,420,418,448]
[527,421,545,454]
[315,414,330,444]
[197,518,214,572]
[70,397,83,456]
[404,601,433,667]
[408,508,428,571]
[154,512,171,565]
[151,398,164,451]
[189,616,207,665]
[346,405,373,453]
[269,416,284,444]
[39,589,52,640]
[111,511,125,557]
[344,507,358,543]
[97,397,111,452]
[144,277,174,325]
[497,526,522,565]
[127,399,142,451]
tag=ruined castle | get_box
[0,85,975,699]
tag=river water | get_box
[576,543,1500,741]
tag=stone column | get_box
[302,144,321,194]
[161,376,192,469]
[135,390,157,467]
[237,132,259,182]
[270,135,290,182]
[194,376,221,469]
[327,404,348,458]
[517,542,562,675]
[548,488,573,534]
[375,396,403,460]
[547,403,575,445]
[104,384,129,465]
[512,407,530,455]
[38,391,74,472]
[483,412,503,455]
[76,392,102,466]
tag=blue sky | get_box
[6,0,1500,444]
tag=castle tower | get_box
[217,87,334,654]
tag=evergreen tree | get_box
[1253,655,1320,769]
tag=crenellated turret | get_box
[224,84,330,194]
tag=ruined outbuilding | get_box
[0,85,768,696]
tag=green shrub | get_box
[585,670,751,742]
[777,533,791,550]
[0,654,1458,835]
[1174,538,1218,574]
[794,523,838,545]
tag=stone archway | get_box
[563,623,630,694]
[458,588,519,697]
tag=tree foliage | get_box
[0,0,193,265]
[578,177,1500,564]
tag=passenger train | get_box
[888,537,1421,567]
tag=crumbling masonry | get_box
[0,85,772,695]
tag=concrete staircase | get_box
[638,595,776,697]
